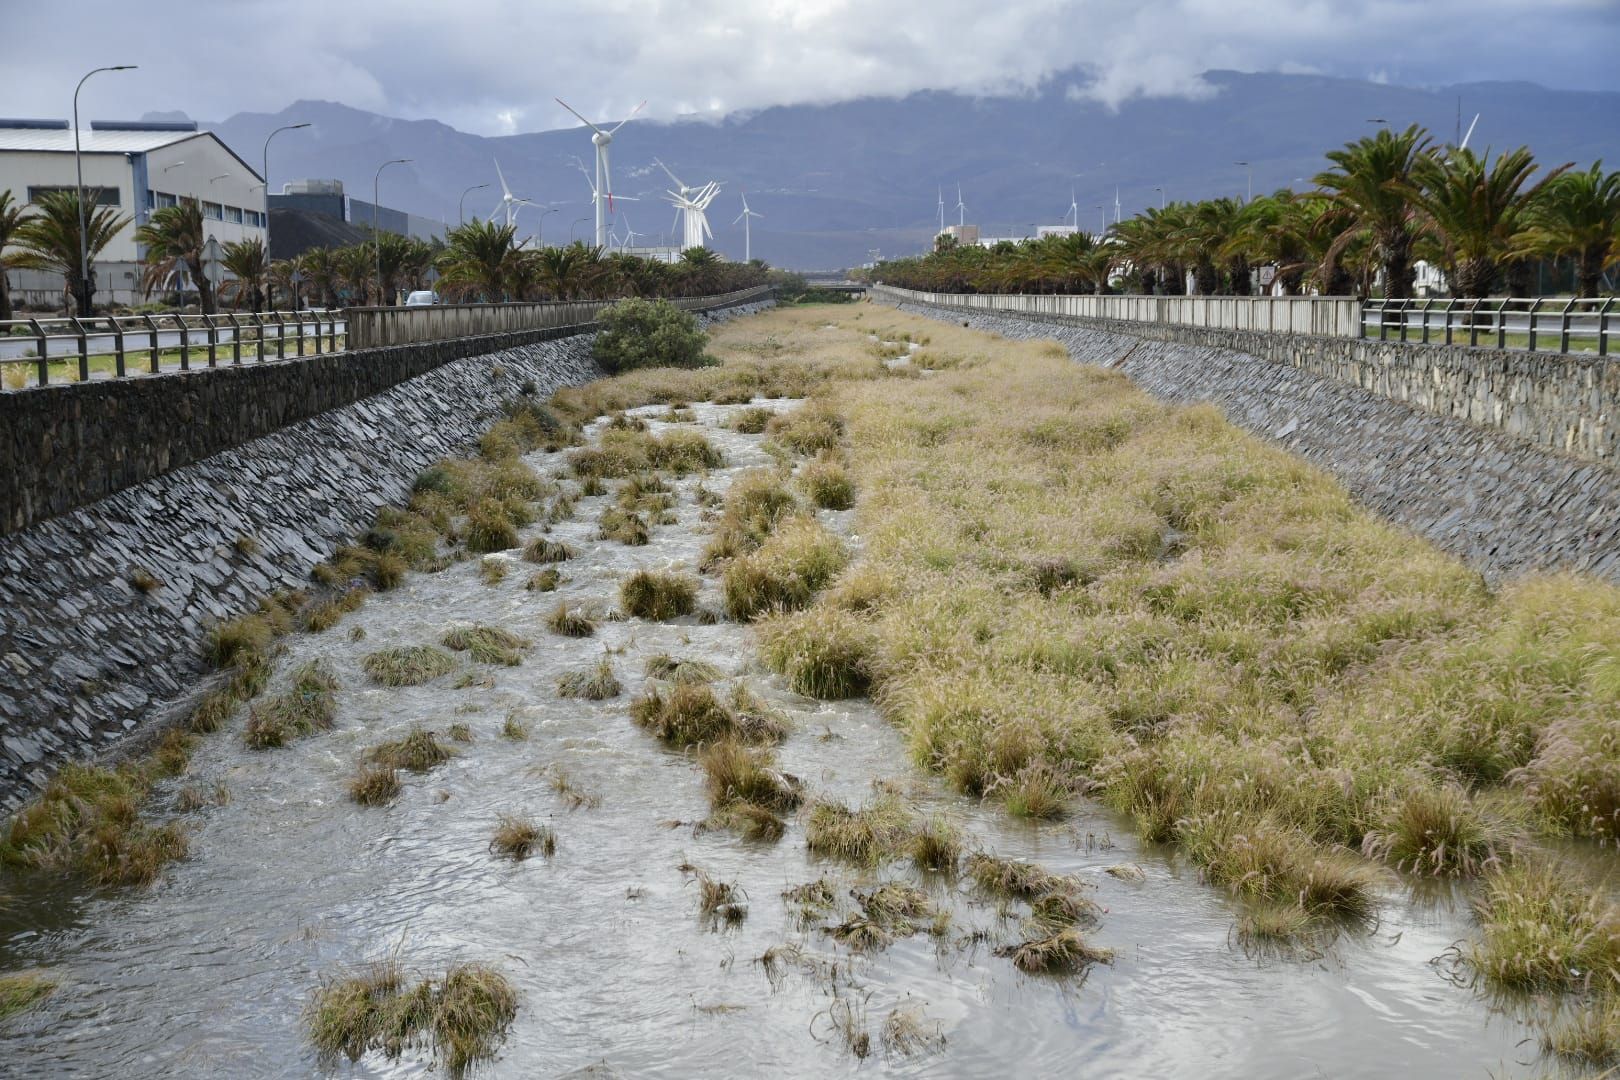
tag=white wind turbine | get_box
[619,211,643,251]
[732,191,763,262]
[937,185,945,233]
[955,184,966,227]
[488,158,534,228]
[657,159,722,250]
[573,158,637,247]
[1067,187,1080,229]
[554,97,646,248]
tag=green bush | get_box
[592,299,712,375]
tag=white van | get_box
[404,290,441,307]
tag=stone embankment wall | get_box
[0,301,773,809]
[872,285,1619,466]
[881,295,1620,587]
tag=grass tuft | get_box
[804,794,915,866]
[362,646,456,687]
[441,625,530,667]
[366,727,455,773]
[490,814,555,860]
[0,971,58,1021]
[757,607,874,698]
[556,658,622,700]
[349,765,402,807]
[620,569,700,620]
[244,661,339,749]
[545,603,598,638]
[995,928,1114,975]
[525,568,561,592]
[522,538,575,564]
[643,653,723,684]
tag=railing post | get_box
[69,317,90,381]
[1442,300,1456,346]
[312,309,323,354]
[178,315,191,370]
[1377,299,1389,341]
[1526,298,1544,352]
[228,314,243,364]
[1495,300,1509,349]
[248,313,265,361]
[295,309,306,357]
[141,314,161,372]
[1419,299,1432,345]
[205,315,220,367]
[329,310,338,352]
[1558,298,1575,353]
[275,313,287,359]
[28,318,48,386]
[112,316,126,377]
[1600,298,1615,358]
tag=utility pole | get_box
[262,122,309,272]
[373,158,411,305]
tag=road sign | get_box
[201,236,225,287]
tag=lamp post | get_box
[535,207,558,247]
[261,122,309,265]
[458,182,490,224]
[73,63,137,315]
[160,160,186,174]
[570,216,590,243]
[1154,186,1166,210]
[373,158,411,305]
[1234,161,1252,203]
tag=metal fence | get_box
[1360,297,1617,354]
[345,286,776,349]
[871,285,1363,338]
[0,310,344,388]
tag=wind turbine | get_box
[1114,186,1121,225]
[1067,187,1080,229]
[619,211,643,252]
[955,184,966,227]
[1460,113,1480,151]
[488,158,534,228]
[732,191,763,262]
[937,185,946,233]
[658,159,722,250]
[554,97,646,248]
[573,157,638,245]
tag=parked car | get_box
[404,291,441,307]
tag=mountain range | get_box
[172,71,1620,270]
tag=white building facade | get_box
[0,120,265,309]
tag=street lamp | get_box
[1153,186,1166,210]
[73,63,137,315]
[160,160,186,173]
[570,216,590,243]
[458,182,490,224]
[1234,161,1252,204]
[261,122,309,267]
[373,158,411,305]
[535,207,558,247]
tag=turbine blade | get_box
[1460,113,1480,150]
[655,158,684,188]
[555,98,607,136]
[733,210,746,224]
[494,158,512,198]
[606,100,647,136]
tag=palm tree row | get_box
[873,126,1620,300]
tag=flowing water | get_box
[0,397,1543,1077]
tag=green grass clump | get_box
[700,471,798,569]
[441,625,530,667]
[464,498,521,553]
[908,816,963,873]
[522,538,575,564]
[1540,997,1620,1068]
[798,453,856,510]
[766,404,844,455]
[556,658,622,700]
[305,959,518,1074]
[722,518,848,621]
[616,472,674,514]
[1469,860,1620,992]
[0,970,58,1021]
[525,568,561,592]
[630,683,784,747]
[244,661,340,749]
[490,814,555,860]
[643,653,724,684]
[478,557,507,586]
[1361,783,1514,876]
[349,765,402,807]
[966,853,1085,900]
[545,603,597,638]
[362,646,457,686]
[757,607,875,698]
[366,727,455,773]
[620,569,700,620]
[804,794,915,865]
[699,741,803,812]
[598,507,651,546]
[0,760,189,887]
[732,406,775,434]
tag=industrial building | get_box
[268,178,444,258]
[0,119,265,308]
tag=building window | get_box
[245,210,265,228]
[203,201,223,221]
[154,191,178,209]
[225,205,243,224]
[27,185,120,206]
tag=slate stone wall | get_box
[883,296,1620,587]
[0,301,773,809]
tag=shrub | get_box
[620,569,700,619]
[592,298,712,375]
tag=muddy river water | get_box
[0,397,1539,1077]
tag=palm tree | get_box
[135,199,216,313]
[374,231,414,304]
[1404,146,1566,299]
[13,189,131,315]
[1515,161,1620,298]
[1315,124,1433,298]
[0,189,29,321]
[334,244,374,305]
[437,219,520,302]
[220,237,268,310]
[301,247,339,307]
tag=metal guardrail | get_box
[1360,297,1617,355]
[871,285,1363,338]
[0,310,344,388]
[345,286,776,349]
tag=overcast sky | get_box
[8,0,1617,135]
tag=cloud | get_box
[6,0,1615,135]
